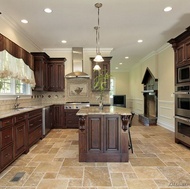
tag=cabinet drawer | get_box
[28,115,42,132]
[14,113,26,123]
[28,109,42,118]
[1,144,13,169]
[66,119,78,124]
[1,127,13,148]
[0,117,13,128]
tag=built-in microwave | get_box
[177,65,190,83]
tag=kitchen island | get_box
[77,106,132,162]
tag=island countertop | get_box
[76,106,132,116]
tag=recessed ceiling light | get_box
[138,39,143,43]
[125,56,129,59]
[164,6,172,12]
[115,67,118,69]
[61,40,67,44]
[44,8,52,13]
[119,63,122,65]
[21,19,28,24]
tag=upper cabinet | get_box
[31,53,66,92]
[168,26,190,85]
[31,52,49,91]
[48,58,66,92]
[168,26,190,66]
[90,57,112,91]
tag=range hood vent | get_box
[65,47,89,78]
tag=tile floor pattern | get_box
[1,121,190,189]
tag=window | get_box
[110,77,115,98]
[0,78,32,96]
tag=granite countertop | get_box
[76,106,132,116]
[0,106,45,119]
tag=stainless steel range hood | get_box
[65,47,89,78]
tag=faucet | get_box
[14,95,20,109]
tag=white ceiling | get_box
[1,0,190,72]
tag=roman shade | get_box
[0,50,36,88]
[0,34,35,88]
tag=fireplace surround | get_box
[139,68,158,126]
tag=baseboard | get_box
[157,120,175,132]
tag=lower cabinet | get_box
[0,116,14,171]
[28,109,43,148]
[65,109,79,128]
[14,113,27,158]
[79,114,127,162]
[53,105,65,128]
[0,108,43,173]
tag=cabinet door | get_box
[48,58,65,92]
[185,40,190,61]
[103,115,120,152]
[32,53,49,91]
[87,115,103,152]
[176,44,185,65]
[65,109,79,128]
[14,121,26,157]
[53,105,65,128]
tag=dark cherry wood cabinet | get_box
[32,53,66,92]
[14,113,27,158]
[0,109,43,173]
[53,105,65,128]
[175,38,190,67]
[90,57,112,91]
[168,26,190,148]
[27,109,42,148]
[31,52,49,91]
[65,109,79,128]
[0,117,14,171]
[79,114,128,162]
[169,35,190,66]
[48,58,66,91]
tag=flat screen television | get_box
[113,95,126,107]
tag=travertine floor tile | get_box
[0,125,190,189]
[130,157,166,166]
[37,179,68,189]
[83,167,111,187]
[133,167,165,179]
[127,179,158,189]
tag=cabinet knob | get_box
[4,135,10,139]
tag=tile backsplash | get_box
[0,79,110,111]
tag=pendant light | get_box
[93,26,101,71]
[93,3,104,69]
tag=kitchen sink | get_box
[15,106,34,110]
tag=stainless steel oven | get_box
[175,116,190,146]
[174,85,190,118]
[177,65,190,83]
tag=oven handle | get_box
[173,91,190,95]
[174,116,190,122]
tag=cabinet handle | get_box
[18,129,23,132]
[30,124,33,126]
[4,135,10,139]
[4,121,10,125]
[5,153,10,158]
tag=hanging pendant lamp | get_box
[94,3,104,64]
